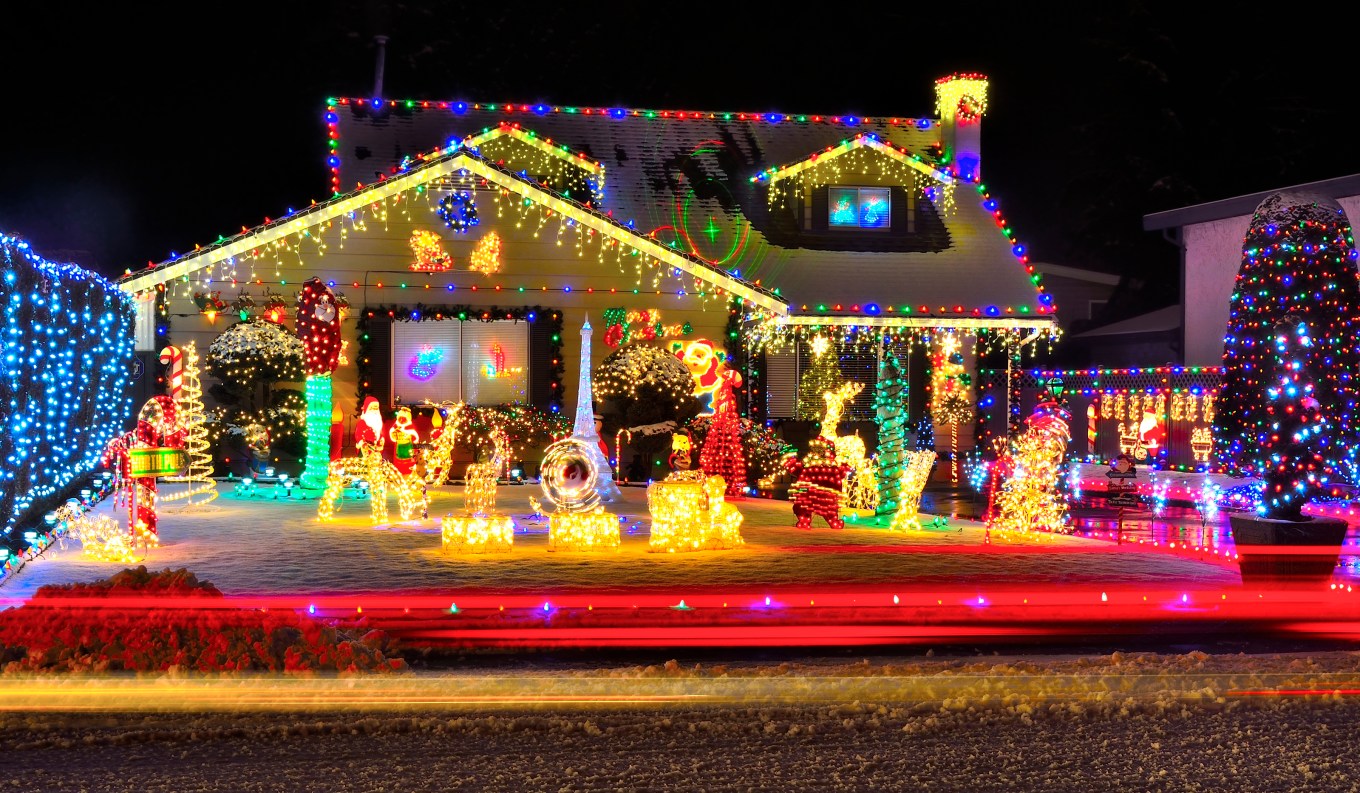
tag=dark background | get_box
[4,1,1356,331]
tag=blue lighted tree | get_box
[1259,317,1330,520]
[1218,192,1360,488]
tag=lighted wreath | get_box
[438,190,480,233]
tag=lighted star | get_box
[703,216,722,243]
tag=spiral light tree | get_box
[296,277,344,490]
[159,342,217,506]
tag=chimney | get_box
[933,73,989,182]
[372,35,389,98]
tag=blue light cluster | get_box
[0,235,135,548]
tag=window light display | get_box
[754,133,956,218]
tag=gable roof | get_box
[116,145,786,314]
[1144,174,1360,231]
[328,97,1056,330]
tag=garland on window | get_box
[725,299,756,420]
[355,304,563,414]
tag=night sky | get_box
[5,1,1357,326]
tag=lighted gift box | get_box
[647,474,744,552]
[441,512,514,554]
[547,507,620,552]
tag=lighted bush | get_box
[0,235,134,540]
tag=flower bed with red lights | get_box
[0,567,407,674]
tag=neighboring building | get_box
[116,74,1056,468]
[1143,174,1360,367]
[1030,262,1119,335]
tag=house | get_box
[116,74,1056,478]
[1143,173,1360,367]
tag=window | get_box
[391,320,529,405]
[828,186,891,229]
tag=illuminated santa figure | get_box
[673,339,747,498]
[355,396,385,454]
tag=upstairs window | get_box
[828,186,891,229]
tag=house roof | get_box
[327,98,1056,331]
[1071,304,1181,338]
[1143,174,1360,231]
[116,146,787,314]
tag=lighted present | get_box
[646,475,745,552]
[441,513,514,554]
[548,507,620,552]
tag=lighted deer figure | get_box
[415,402,465,486]
[822,381,867,464]
[464,428,510,513]
[317,400,423,523]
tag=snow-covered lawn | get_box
[0,481,1240,600]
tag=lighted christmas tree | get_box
[160,341,217,506]
[797,336,844,421]
[915,413,935,452]
[989,401,1072,534]
[874,345,907,515]
[1260,317,1330,521]
[1218,192,1360,484]
[930,333,972,485]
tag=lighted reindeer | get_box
[463,428,510,513]
[317,399,423,523]
[822,381,868,465]
[414,401,465,486]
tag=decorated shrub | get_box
[1218,192,1360,495]
[685,415,796,485]
[594,343,702,474]
[0,235,134,541]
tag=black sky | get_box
[5,1,1357,324]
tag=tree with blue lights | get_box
[1259,317,1330,520]
[1218,192,1360,489]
